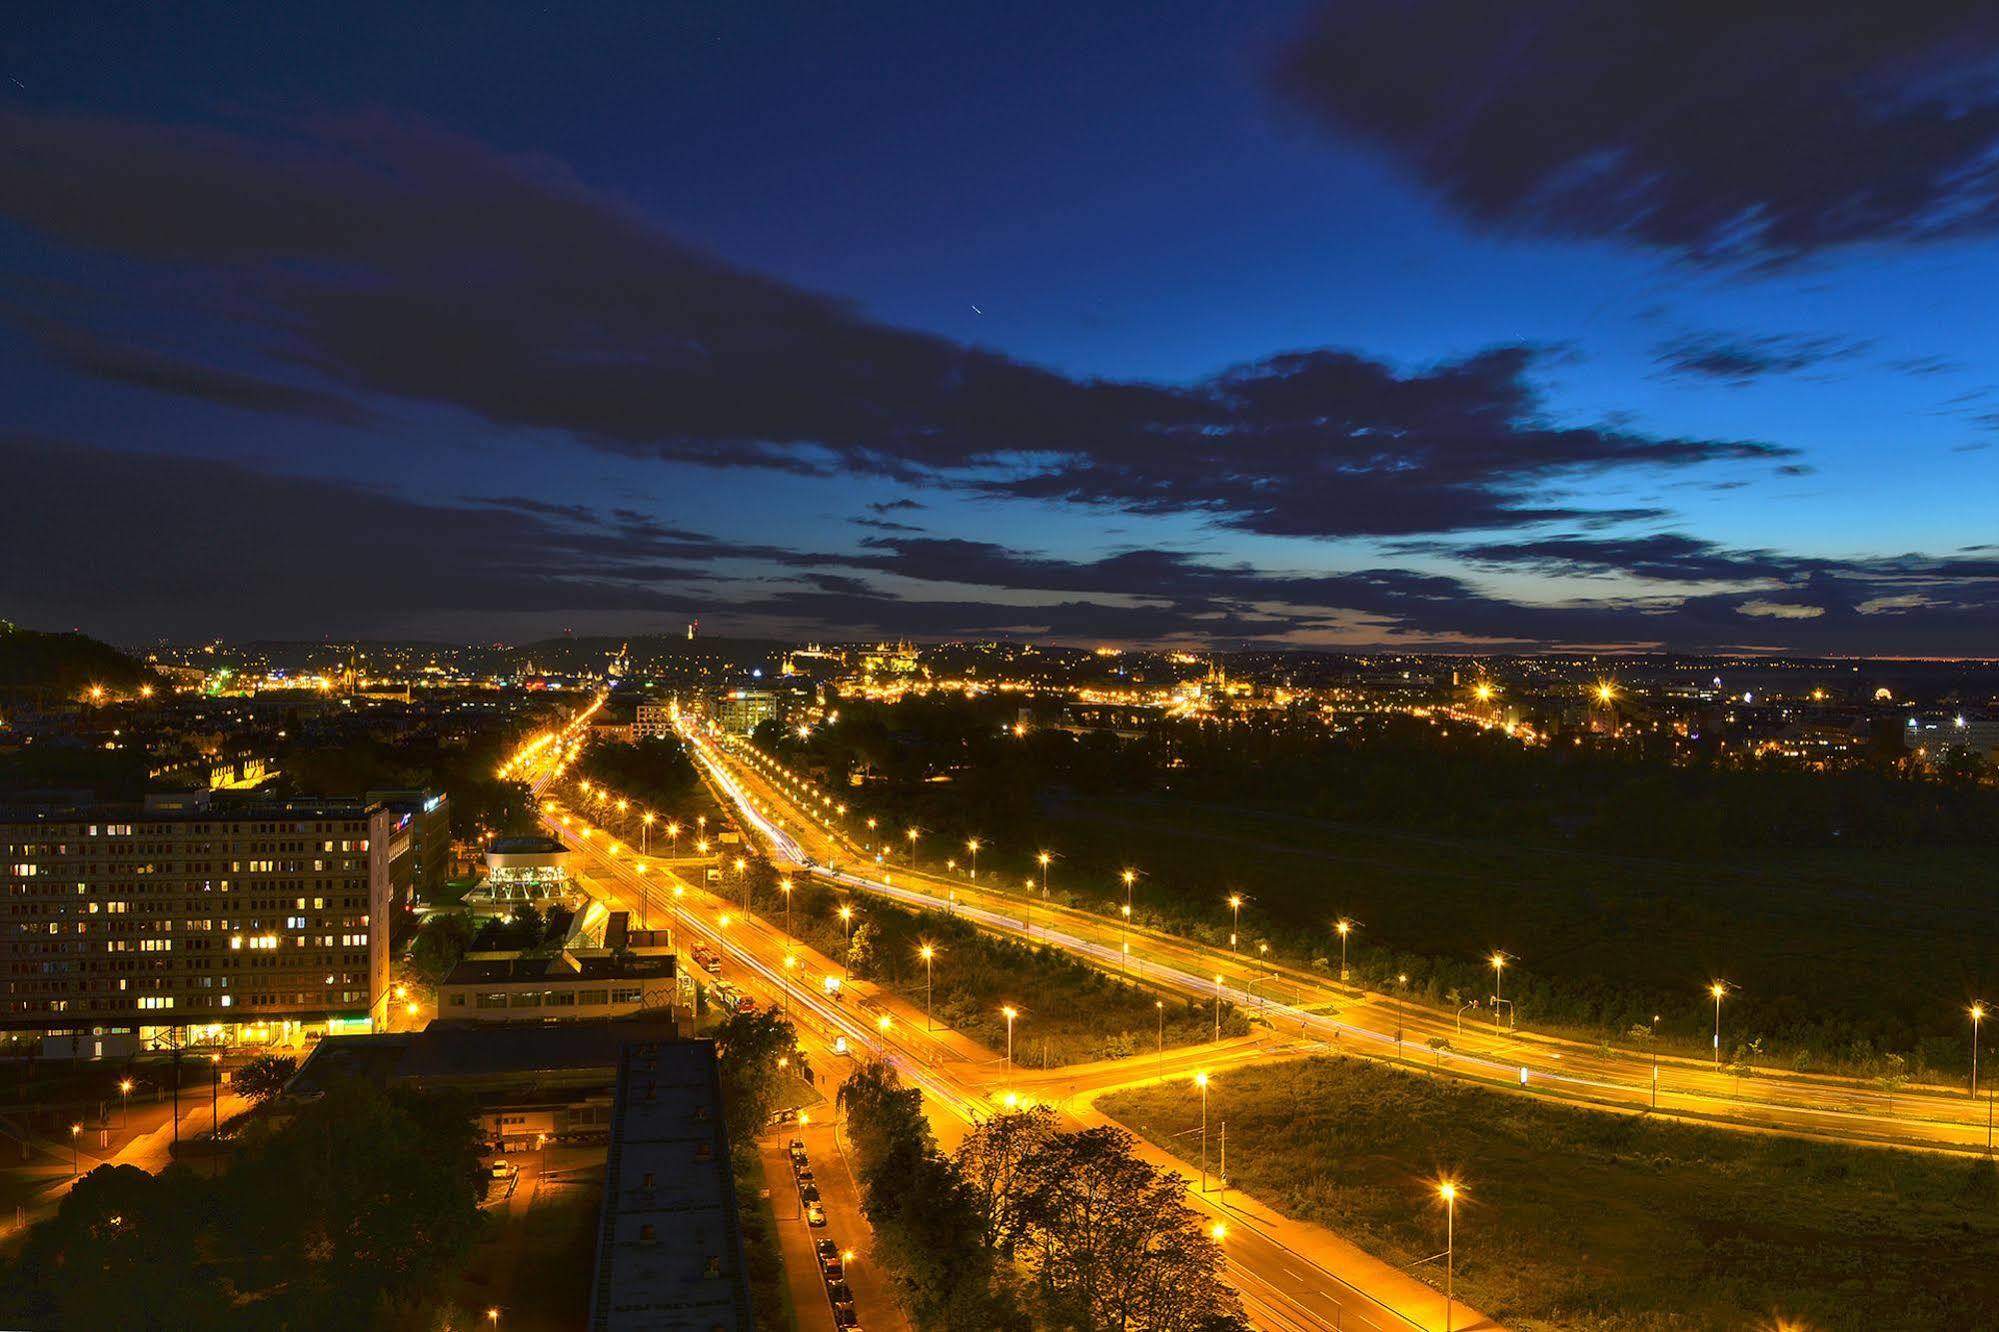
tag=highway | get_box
[513,723,1482,1331]
[551,828,1473,1332]
[688,727,1999,1159]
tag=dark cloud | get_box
[1274,3,1999,265]
[1888,356,1964,377]
[1653,331,1871,386]
[850,517,925,534]
[1,436,720,638]
[0,111,1784,541]
[11,313,370,426]
[869,499,925,513]
[8,436,1996,654]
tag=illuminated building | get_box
[715,688,780,735]
[0,795,392,1059]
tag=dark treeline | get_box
[574,734,702,815]
[754,696,1999,1077]
[0,1079,487,1331]
[839,1061,1247,1331]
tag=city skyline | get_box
[6,2,1999,654]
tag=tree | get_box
[956,1104,1058,1254]
[217,1079,484,1328]
[407,911,474,985]
[0,1163,225,1330]
[1018,1125,1245,1332]
[847,920,879,978]
[235,1054,299,1106]
[711,1009,797,1138]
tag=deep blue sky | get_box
[5,2,1998,652]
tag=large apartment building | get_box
[1,796,393,1059]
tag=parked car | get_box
[486,1160,516,1180]
[788,1138,807,1163]
[826,1279,853,1304]
[799,1183,821,1205]
[815,1238,840,1266]
[806,1204,827,1227]
[794,1164,815,1184]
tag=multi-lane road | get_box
[691,727,1999,1158]
[528,757,1480,1330]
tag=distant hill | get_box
[0,623,153,698]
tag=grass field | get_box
[786,882,1249,1067]
[1100,1055,1999,1331]
[1012,793,1997,1072]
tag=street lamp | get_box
[634,862,651,928]
[69,1123,80,1179]
[1002,1005,1019,1072]
[1335,917,1357,982]
[1227,895,1243,954]
[1036,851,1051,899]
[1490,952,1513,1028]
[1710,981,1730,1070]
[1438,1180,1459,1332]
[1972,1003,1985,1099]
[919,944,936,1030]
[966,838,980,879]
[905,827,920,869]
[1195,1073,1210,1191]
[641,811,654,855]
[119,1077,133,1130]
[210,1053,221,1134]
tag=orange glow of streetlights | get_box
[1002,1005,1019,1071]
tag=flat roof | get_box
[489,835,567,856]
[588,1039,751,1332]
[442,951,676,987]
[289,1019,685,1094]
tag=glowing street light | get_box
[1335,917,1358,982]
[1002,1005,1019,1072]
[1036,851,1052,898]
[919,943,937,1030]
[1710,981,1731,1070]
[1227,894,1243,954]
[1491,952,1514,1029]
[1438,1180,1460,1332]
[641,810,655,855]
[1971,1003,1985,1099]
[905,827,920,869]
[69,1122,81,1178]
[780,877,794,939]
[119,1077,133,1129]
[966,838,981,879]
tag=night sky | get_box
[5,2,1998,654]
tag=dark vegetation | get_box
[710,1009,809,1329]
[280,723,538,846]
[781,876,1250,1067]
[1102,1056,1999,1332]
[841,1061,1246,1331]
[0,1078,486,1331]
[756,696,1999,1074]
[573,735,702,813]
[0,624,151,698]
